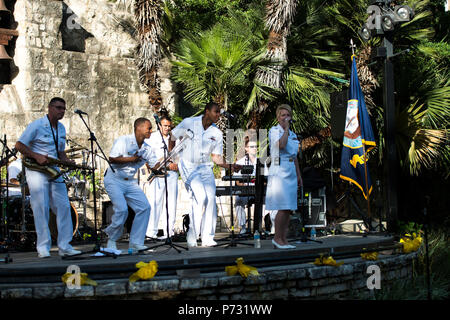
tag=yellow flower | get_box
[361,251,378,261]
[400,233,423,253]
[61,273,97,286]
[129,260,158,283]
[225,257,259,278]
[313,254,344,267]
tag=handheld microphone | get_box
[74,109,88,115]
[220,109,236,120]
[153,113,161,124]
[285,117,295,124]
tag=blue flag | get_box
[340,55,376,199]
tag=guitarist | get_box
[15,97,81,258]
[144,114,179,241]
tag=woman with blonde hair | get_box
[265,104,302,249]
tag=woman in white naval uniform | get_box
[172,102,241,247]
[15,97,81,258]
[104,118,158,251]
[144,115,179,240]
[265,104,302,249]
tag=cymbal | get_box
[65,147,86,153]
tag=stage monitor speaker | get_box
[299,187,327,228]
[330,90,348,139]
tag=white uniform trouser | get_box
[25,168,74,254]
[104,170,150,245]
[145,171,178,238]
[184,166,217,244]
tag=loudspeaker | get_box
[299,187,327,228]
[330,90,348,139]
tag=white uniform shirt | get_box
[235,156,256,185]
[18,116,66,159]
[145,131,171,162]
[172,115,223,175]
[7,158,22,196]
[109,134,158,179]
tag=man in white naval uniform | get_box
[144,114,179,240]
[104,118,158,252]
[15,97,81,258]
[172,102,241,247]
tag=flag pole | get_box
[351,39,372,224]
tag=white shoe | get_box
[107,239,117,250]
[58,248,82,257]
[129,243,149,251]
[272,239,294,250]
[201,240,217,247]
[239,227,247,234]
[38,251,51,258]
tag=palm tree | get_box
[246,0,297,129]
[134,0,165,112]
[170,22,264,126]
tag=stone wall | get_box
[0,252,417,300]
[0,0,176,155]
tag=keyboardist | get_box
[234,138,258,234]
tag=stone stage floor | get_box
[0,232,396,285]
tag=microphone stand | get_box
[75,112,116,257]
[144,118,188,253]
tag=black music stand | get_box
[75,112,116,257]
[215,164,253,248]
[143,115,188,254]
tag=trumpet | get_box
[147,129,193,184]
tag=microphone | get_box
[153,113,161,124]
[74,109,88,115]
[220,109,235,120]
[285,117,295,124]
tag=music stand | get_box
[75,112,117,257]
[143,115,188,253]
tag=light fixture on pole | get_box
[358,0,414,234]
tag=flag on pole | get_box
[340,55,376,199]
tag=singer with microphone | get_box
[265,104,302,249]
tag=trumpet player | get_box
[144,114,179,240]
[15,97,81,258]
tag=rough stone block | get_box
[317,283,348,296]
[1,288,33,299]
[64,286,94,298]
[287,268,307,280]
[307,266,329,279]
[33,285,65,299]
[288,288,311,298]
[218,275,243,287]
[95,281,127,297]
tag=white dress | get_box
[265,125,299,211]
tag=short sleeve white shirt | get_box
[172,115,223,167]
[18,116,66,159]
[109,134,158,179]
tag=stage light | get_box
[381,15,395,31]
[359,24,372,41]
[395,5,414,21]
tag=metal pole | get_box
[382,34,398,234]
